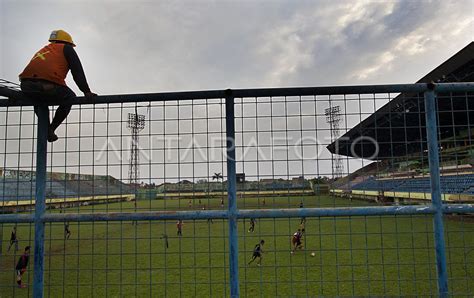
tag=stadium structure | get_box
[153,176,317,199]
[0,168,134,212]
[0,40,473,297]
[0,167,317,210]
[328,42,474,203]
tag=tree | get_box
[212,173,223,181]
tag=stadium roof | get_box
[327,42,474,160]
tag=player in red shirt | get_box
[15,246,30,288]
[291,229,304,253]
[176,220,183,236]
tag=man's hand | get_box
[84,91,97,98]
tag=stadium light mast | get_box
[127,109,146,204]
[325,106,344,178]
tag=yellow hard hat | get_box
[49,30,76,47]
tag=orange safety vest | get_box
[19,43,69,86]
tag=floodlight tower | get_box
[127,111,146,194]
[325,106,344,178]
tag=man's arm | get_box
[63,45,96,96]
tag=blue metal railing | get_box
[32,107,48,297]
[225,93,239,297]
[1,82,474,297]
[424,86,448,296]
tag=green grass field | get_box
[1,195,473,297]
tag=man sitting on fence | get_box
[19,29,97,142]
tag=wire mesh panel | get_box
[231,88,473,296]
[0,83,473,297]
[0,98,232,296]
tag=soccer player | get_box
[160,234,169,249]
[248,218,256,233]
[299,201,306,224]
[8,226,19,252]
[220,198,224,208]
[15,246,30,288]
[248,240,265,266]
[176,220,183,236]
[299,220,306,234]
[300,216,306,225]
[291,229,304,253]
[64,222,71,240]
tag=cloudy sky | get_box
[1,0,473,93]
[0,0,473,183]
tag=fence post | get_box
[225,90,240,297]
[33,106,48,298]
[424,85,448,297]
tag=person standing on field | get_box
[248,218,256,233]
[15,246,30,288]
[8,226,19,252]
[291,229,304,253]
[299,201,306,224]
[160,234,169,249]
[248,240,265,266]
[64,222,71,240]
[176,220,183,236]
[19,29,97,142]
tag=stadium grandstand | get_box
[154,176,318,199]
[328,42,474,203]
[0,168,134,212]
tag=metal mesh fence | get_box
[0,83,473,297]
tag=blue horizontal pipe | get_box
[0,214,35,223]
[433,83,474,93]
[443,204,474,213]
[2,204,474,224]
[0,205,434,223]
[2,83,473,107]
[238,205,437,217]
[42,210,229,222]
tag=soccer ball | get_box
[310,252,316,257]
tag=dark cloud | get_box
[1,0,472,180]
[2,0,472,91]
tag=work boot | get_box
[48,127,58,142]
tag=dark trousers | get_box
[8,239,18,252]
[20,80,75,131]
